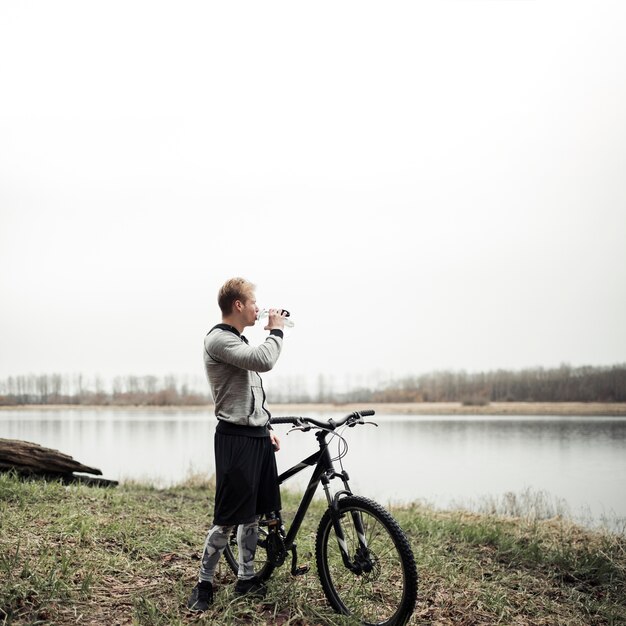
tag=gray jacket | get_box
[203,324,283,427]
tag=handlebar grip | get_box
[360,410,376,417]
[270,416,299,425]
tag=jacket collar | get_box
[210,323,248,343]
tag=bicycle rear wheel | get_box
[315,496,417,626]
[222,524,275,581]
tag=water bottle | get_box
[257,309,295,328]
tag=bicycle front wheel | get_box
[315,496,417,626]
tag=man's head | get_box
[218,277,258,330]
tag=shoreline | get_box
[2,401,626,416]
[274,401,626,416]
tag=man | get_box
[187,277,287,612]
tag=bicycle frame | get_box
[271,426,368,575]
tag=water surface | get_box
[1,408,625,530]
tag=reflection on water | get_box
[1,409,625,529]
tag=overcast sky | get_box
[1,1,625,391]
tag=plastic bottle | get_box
[257,309,295,328]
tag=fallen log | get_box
[0,438,118,486]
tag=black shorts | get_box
[213,431,281,526]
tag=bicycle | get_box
[223,410,418,626]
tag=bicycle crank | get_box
[290,544,310,576]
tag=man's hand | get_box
[264,308,286,331]
[270,430,281,451]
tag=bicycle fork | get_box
[322,471,373,575]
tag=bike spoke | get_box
[325,508,405,623]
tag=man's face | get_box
[240,293,259,328]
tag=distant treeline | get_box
[365,363,626,404]
[0,374,209,406]
[1,364,625,406]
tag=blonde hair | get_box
[218,277,256,315]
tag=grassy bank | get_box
[1,473,625,626]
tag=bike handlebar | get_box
[270,409,376,430]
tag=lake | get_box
[1,407,625,531]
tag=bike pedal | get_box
[292,564,310,576]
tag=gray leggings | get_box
[199,517,259,582]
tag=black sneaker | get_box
[234,576,267,598]
[187,580,213,611]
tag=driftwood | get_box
[0,438,118,486]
